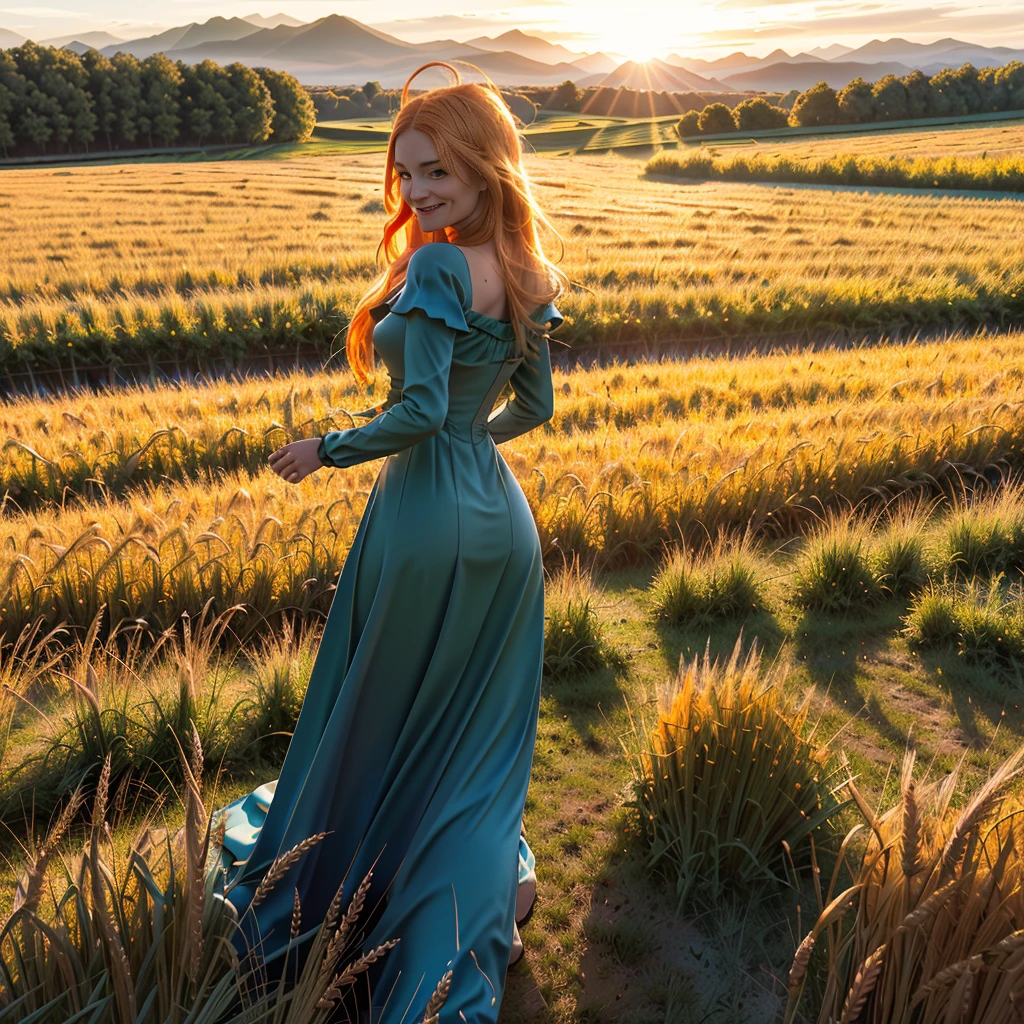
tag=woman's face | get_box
[393,128,485,235]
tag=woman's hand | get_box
[268,438,325,483]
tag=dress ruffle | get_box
[388,243,471,333]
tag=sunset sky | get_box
[4,0,1024,58]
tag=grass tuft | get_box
[621,635,848,912]
[650,535,767,625]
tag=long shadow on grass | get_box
[651,609,787,678]
[790,603,904,701]
[910,645,1024,749]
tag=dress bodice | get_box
[371,317,537,444]
[318,243,561,467]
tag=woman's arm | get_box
[318,309,455,467]
[318,245,468,468]
[486,335,555,444]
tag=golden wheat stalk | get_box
[788,930,815,991]
[250,831,330,907]
[840,944,885,1024]
[290,887,302,940]
[422,968,453,1024]
[7,780,87,921]
[315,937,401,1008]
[324,866,374,967]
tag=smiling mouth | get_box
[416,203,444,213]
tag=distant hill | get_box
[40,30,123,49]
[722,59,914,92]
[668,37,1024,92]
[5,18,1023,93]
[241,13,305,30]
[807,43,852,59]
[170,16,260,50]
[99,23,197,59]
[468,29,616,74]
[599,57,729,92]
[667,51,756,73]
[93,14,594,86]
[670,48,825,77]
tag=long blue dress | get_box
[218,242,560,1024]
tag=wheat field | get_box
[2,149,1023,372]
[3,326,1023,645]
[7,137,1024,1024]
[685,116,1024,162]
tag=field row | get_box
[647,149,1024,192]
[2,332,1024,645]
[2,328,1022,510]
[2,153,1024,373]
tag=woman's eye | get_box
[429,169,447,178]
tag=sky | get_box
[3,0,1024,58]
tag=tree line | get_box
[0,41,317,159]
[309,81,540,127]
[535,80,797,118]
[677,59,1024,137]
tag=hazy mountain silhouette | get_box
[807,43,853,59]
[722,59,914,91]
[40,29,123,49]
[92,14,594,86]
[666,50,761,72]
[172,16,261,49]
[468,29,615,73]
[4,14,1021,92]
[599,58,728,92]
[241,13,305,30]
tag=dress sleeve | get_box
[318,246,470,468]
[486,303,561,445]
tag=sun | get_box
[601,24,661,62]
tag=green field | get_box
[312,111,684,154]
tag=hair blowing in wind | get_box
[344,60,568,382]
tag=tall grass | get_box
[0,734,433,1023]
[646,150,1024,193]
[4,333,1024,643]
[543,556,610,679]
[784,743,1024,1024]
[621,636,849,911]
[792,516,881,612]
[649,533,767,625]
[870,502,929,598]
[902,575,1024,672]
[938,487,1024,579]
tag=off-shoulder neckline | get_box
[381,244,557,343]
[448,245,516,335]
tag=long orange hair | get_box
[345,61,568,382]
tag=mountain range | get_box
[1,14,1022,92]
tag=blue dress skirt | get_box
[215,243,559,1024]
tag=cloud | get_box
[0,4,87,14]
[369,9,565,40]
[699,0,1024,45]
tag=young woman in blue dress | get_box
[214,60,568,1024]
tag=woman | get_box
[215,60,567,1024]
